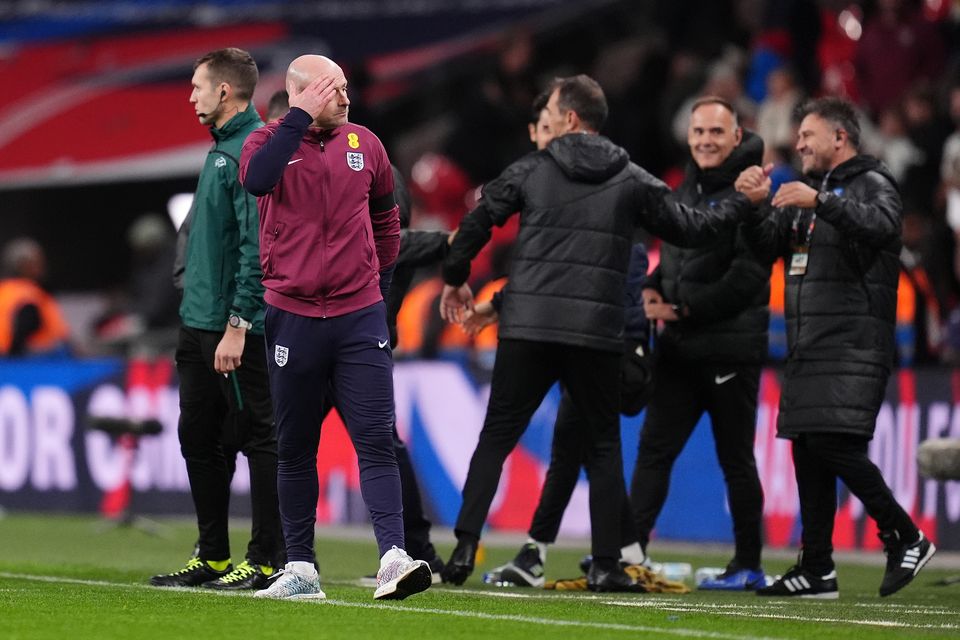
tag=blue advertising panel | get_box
[1,358,958,551]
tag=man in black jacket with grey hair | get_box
[634,96,769,591]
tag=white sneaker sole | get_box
[254,588,327,600]
[360,571,441,588]
[880,540,938,597]
[374,560,432,600]
[799,591,839,600]
[913,541,936,576]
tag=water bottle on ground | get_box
[659,562,692,583]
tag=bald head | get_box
[287,55,343,92]
[286,54,350,129]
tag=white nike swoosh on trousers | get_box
[288,158,303,165]
[378,340,388,348]
[714,372,737,385]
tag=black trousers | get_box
[528,389,637,549]
[631,356,764,568]
[176,325,282,567]
[455,338,625,560]
[792,432,918,573]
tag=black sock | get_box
[592,556,619,572]
[455,531,479,547]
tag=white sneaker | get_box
[374,546,432,600]
[254,562,326,600]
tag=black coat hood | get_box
[546,133,629,183]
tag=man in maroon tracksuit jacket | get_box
[239,54,431,601]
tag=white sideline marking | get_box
[593,597,960,616]
[440,586,959,617]
[321,599,779,639]
[849,602,960,614]
[405,585,960,629]
[0,572,774,640]
[608,601,960,630]
[5,572,957,634]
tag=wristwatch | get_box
[816,191,831,207]
[228,314,253,330]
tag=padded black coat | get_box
[749,155,902,438]
[648,132,771,364]
[443,133,751,353]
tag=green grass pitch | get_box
[0,513,956,639]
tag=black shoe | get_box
[150,557,231,587]
[586,560,646,593]
[202,560,273,591]
[499,543,545,588]
[441,537,477,585]
[879,530,936,597]
[756,565,838,599]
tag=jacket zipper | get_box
[790,209,808,357]
[319,136,327,318]
[673,181,708,311]
[793,172,835,356]
[270,224,280,275]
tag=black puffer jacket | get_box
[443,133,750,353]
[749,155,902,438]
[649,132,770,364]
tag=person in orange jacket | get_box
[0,237,69,357]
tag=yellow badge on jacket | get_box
[347,133,360,149]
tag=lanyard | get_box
[791,171,832,248]
[791,211,816,247]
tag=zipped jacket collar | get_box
[209,104,261,142]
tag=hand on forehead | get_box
[285,54,346,121]
[287,55,344,92]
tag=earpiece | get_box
[199,88,228,120]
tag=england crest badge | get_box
[274,345,289,367]
[346,152,364,171]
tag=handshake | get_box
[439,283,500,335]
[735,163,820,210]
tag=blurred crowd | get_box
[376,0,960,367]
[7,0,960,367]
